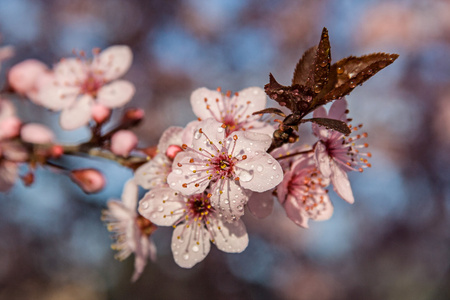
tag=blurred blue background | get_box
[0,0,449,299]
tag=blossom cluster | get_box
[0,29,395,281]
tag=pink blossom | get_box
[8,59,49,95]
[36,46,135,130]
[111,130,138,157]
[20,123,55,144]
[0,99,21,140]
[189,87,274,137]
[167,119,283,222]
[277,154,333,228]
[134,126,184,189]
[70,168,106,194]
[91,103,111,124]
[103,180,157,281]
[138,188,248,268]
[312,99,371,204]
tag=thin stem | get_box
[275,149,313,160]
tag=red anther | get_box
[182,144,188,150]
[204,97,208,102]
[216,87,221,92]
[226,90,231,97]
[182,183,188,188]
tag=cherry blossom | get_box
[167,118,283,222]
[277,154,333,228]
[0,99,21,140]
[102,180,157,281]
[36,46,135,130]
[312,99,371,204]
[189,87,274,137]
[138,188,248,268]
[134,126,184,189]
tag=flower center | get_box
[81,73,103,97]
[186,194,215,220]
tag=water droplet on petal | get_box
[272,165,277,170]
[183,253,189,260]
[237,169,253,182]
[217,127,224,133]
[256,164,264,172]
[174,169,182,175]
[162,194,169,200]
[141,201,149,209]
[192,245,199,252]
[267,159,273,164]
[157,206,163,212]
[194,131,202,139]
[237,205,243,211]
[224,200,229,204]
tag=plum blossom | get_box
[277,154,333,228]
[312,99,371,204]
[167,118,283,222]
[37,46,135,130]
[189,87,274,137]
[138,188,248,268]
[102,180,157,281]
[134,126,184,189]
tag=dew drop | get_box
[224,200,229,204]
[217,127,224,133]
[337,67,344,74]
[157,206,164,212]
[237,169,253,182]
[267,159,273,164]
[141,201,149,209]
[150,193,155,199]
[256,164,264,172]
[183,253,190,260]
[194,131,202,139]
[174,169,182,175]
[349,81,356,88]
[162,194,169,201]
[192,245,199,252]
[272,165,277,170]
[237,205,243,211]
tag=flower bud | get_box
[8,59,48,95]
[70,169,106,194]
[0,117,21,140]
[111,130,138,157]
[165,145,183,160]
[121,108,144,127]
[92,103,111,124]
[20,123,54,144]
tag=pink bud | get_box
[70,169,106,194]
[0,117,21,140]
[121,108,144,127]
[8,59,48,95]
[20,123,54,144]
[165,145,183,160]
[50,145,64,158]
[92,103,111,124]
[111,130,138,157]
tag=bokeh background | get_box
[0,0,449,299]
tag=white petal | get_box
[138,187,185,226]
[122,179,139,211]
[157,126,184,154]
[96,80,135,108]
[236,87,267,114]
[191,118,225,152]
[236,152,283,193]
[134,154,171,189]
[59,95,94,130]
[54,58,87,84]
[232,130,272,156]
[314,142,332,178]
[131,233,151,282]
[167,152,210,195]
[210,179,249,222]
[37,81,79,111]
[105,200,134,221]
[247,190,274,219]
[331,162,354,204]
[171,223,210,268]
[93,45,133,81]
[190,87,223,120]
[211,217,248,253]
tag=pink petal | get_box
[330,161,354,204]
[248,190,274,219]
[8,59,48,95]
[93,45,133,81]
[138,188,185,226]
[131,235,153,282]
[236,153,283,193]
[54,58,87,84]
[167,152,210,195]
[191,118,225,152]
[157,126,184,154]
[314,142,332,178]
[313,105,327,119]
[233,130,272,155]
[0,117,21,140]
[96,80,135,108]
[121,179,139,211]
[329,98,348,121]
[106,200,134,221]
[190,87,223,120]
[181,120,198,147]
[171,224,210,268]
[284,195,310,228]
[37,82,79,111]
[20,123,54,144]
[134,154,170,189]
[235,87,267,113]
[212,217,249,253]
[210,179,250,222]
[59,95,94,130]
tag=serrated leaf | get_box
[292,46,317,86]
[252,107,286,117]
[305,27,331,94]
[302,117,351,135]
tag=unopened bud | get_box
[111,130,138,157]
[141,146,158,159]
[50,145,64,158]
[165,145,183,160]
[92,104,111,124]
[0,117,21,140]
[21,172,35,187]
[70,169,106,194]
[121,108,144,127]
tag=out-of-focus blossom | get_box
[0,99,21,140]
[134,126,184,189]
[91,103,111,124]
[312,99,371,204]
[247,190,275,219]
[103,180,157,281]
[111,130,138,157]
[167,118,283,222]
[70,168,106,194]
[138,188,247,268]
[189,87,274,137]
[0,45,14,71]
[20,123,54,144]
[277,154,333,228]
[8,59,49,95]
[36,46,135,130]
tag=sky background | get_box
[0,0,449,299]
